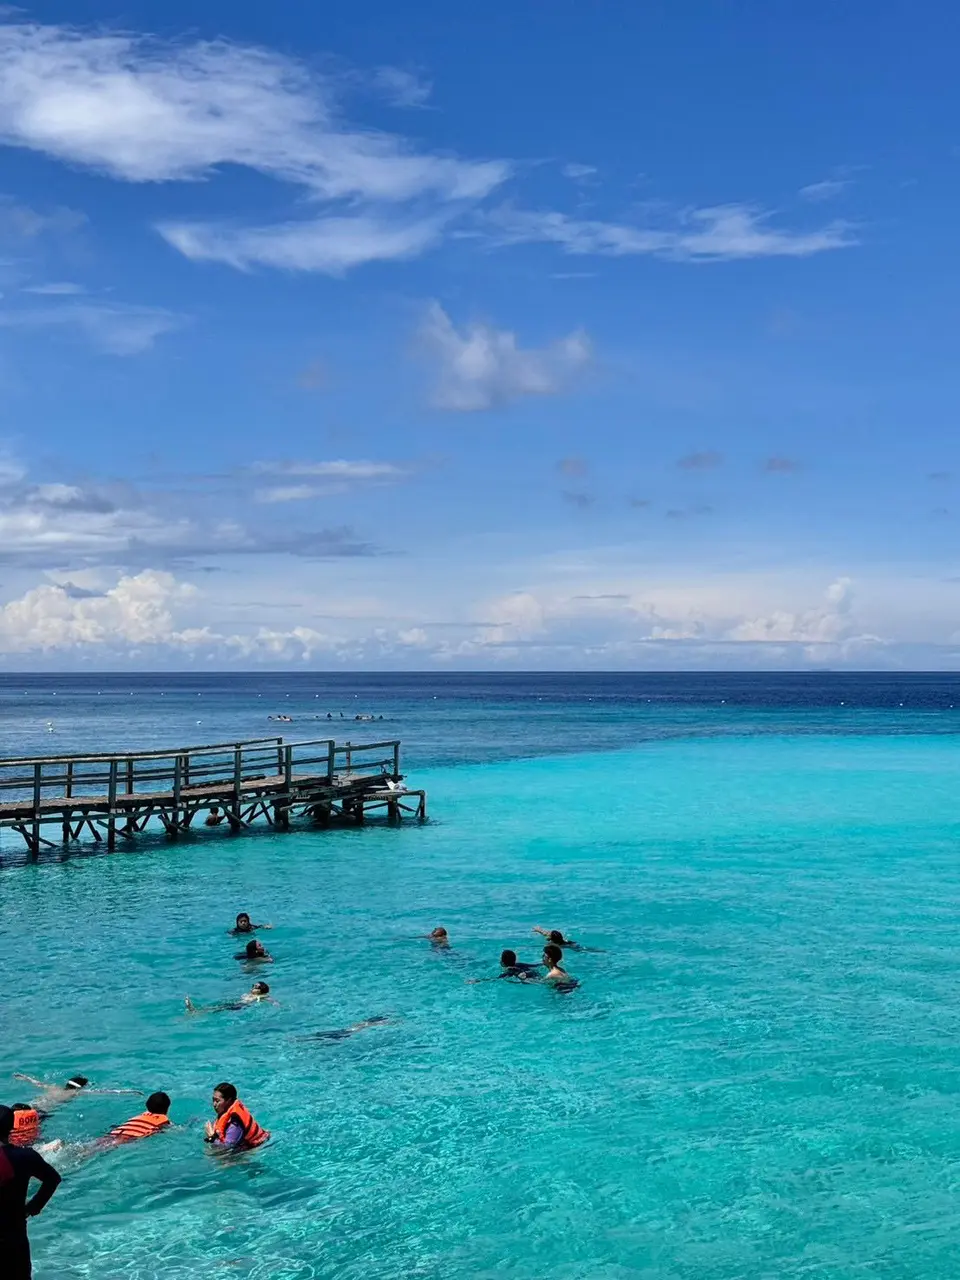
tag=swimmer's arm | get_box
[87,1087,145,1096]
[13,1073,48,1088]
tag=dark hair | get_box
[245,940,260,957]
[236,912,250,925]
[543,944,563,965]
[214,1082,237,1104]
[11,1102,31,1112]
[548,930,565,946]
[66,1075,89,1089]
[500,950,517,966]
[0,1105,13,1139]
[252,981,270,995]
[431,926,447,937]
[146,1091,171,1114]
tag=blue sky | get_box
[0,1,958,668]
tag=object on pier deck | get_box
[0,736,425,860]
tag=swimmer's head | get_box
[212,1082,237,1115]
[235,912,251,931]
[245,940,264,958]
[251,981,270,996]
[146,1092,171,1115]
[543,944,563,966]
[548,930,565,946]
[430,927,447,940]
[66,1076,89,1090]
[11,1102,32,1113]
[0,1106,13,1140]
[500,950,518,967]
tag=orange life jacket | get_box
[213,1099,269,1149]
[109,1111,171,1143]
[9,1109,40,1146]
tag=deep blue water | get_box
[4,673,960,1278]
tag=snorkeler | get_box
[12,1075,140,1114]
[537,944,579,991]
[204,1083,269,1151]
[185,982,276,1014]
[467,950,544,984]
[228,912,272,935]
[234,940,273,963]
[305,1016,393,1042]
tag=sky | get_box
[0,1,958,669]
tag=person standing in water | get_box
[0,1105,61,1280]
[235,940,273,962]
[538,944,579,991]
[204,1083,269,1151]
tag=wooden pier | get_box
[0,736,426,860]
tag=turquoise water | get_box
[5,676,960,1277]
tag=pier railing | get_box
[0,737,403,813]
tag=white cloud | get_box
[421,302,592,412]
[0,302,181,353]
[492,203,854,261]
[157,212,446,275]
[254,460,407,480]
[799,179,850,203]
[0,22,506,275]
[371,66,432,109]
[21,281,84,295]
[562,163,598,181]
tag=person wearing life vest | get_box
[204,1083,269,1151]
[9,1105,42,1148]
[0,1104,61,1280]
[107,1093,172,1145]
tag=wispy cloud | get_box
[557,457,588,477]
[492,203,855,261]
[253,460,409,480]
[677,450,723,471]
[21,281,84,296]
[799,178,850,203]
[0,302,182,354]
[562,163,597,181]
[763,455,802,474]
[0,22,508,275]
[421,302,592,412]
[562,490,594,509]
[371,66,432,108]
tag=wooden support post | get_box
[387,799,400,823]
[126,758,134,796]
[230,746,243,830]
[30,762,41,859]
[62,761,73,846]
[107,760,118,850]
[171,755,182,839]
[393,742,400,779]
[283,744,293,792]
[345,742,352,774]
[327,739,335,781]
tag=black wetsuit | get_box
[502,963,542,978]
[0,1143,61,1279]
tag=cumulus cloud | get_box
[421,302,592,412]
[492,203,854,261]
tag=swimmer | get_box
[467,950,544,983]
[304,1016,393,1041]
[185,982,276,1014]
[228,912,272,935]
[537,944,579,991]
[204,1083,269,1151]
[12,1074,140,1114]
[235,940,273,963]
[423,927,450,949]
[532,927,587,951]
[54,1092,174,1162]
[205,805,224,827]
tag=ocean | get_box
[4,672,960,1278]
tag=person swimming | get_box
[538,943,579,991]
[11,1075,140,1114]
[235,940,273,963]
[467,950,544,983]
[185,982,275,1014]
[531,927,602,952]
[304,1016,393,1042]
[424,927,450,949]
[229,912,272,935]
